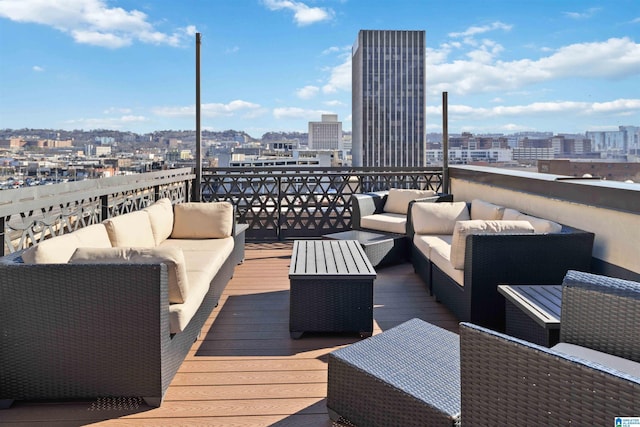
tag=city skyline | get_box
[0,0,639,137]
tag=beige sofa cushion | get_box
[450,220,535,269]
[144,198,174,245]
[104,211,156,248]
[73,224,112,248]
[171,202,234,239]
[360,213,407,234]
[429,241,464,286]
[413,234,452,261]
[22,233,81,264]
[470,199,505,220]
[69,246,190,304]
[502,208,562,233]
[383,188,437,215]
[411,201,470,235]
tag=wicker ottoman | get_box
[327,318,461,426]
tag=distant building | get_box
[308,114,343,150]
[538,159,640,182]
[352,29,426,167]
[586,126,640,156]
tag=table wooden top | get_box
[498,284,562,329]
[289,240,376,280]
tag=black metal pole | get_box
[442,92,449,194]
[193,32,202,202]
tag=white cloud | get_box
[426,37,640,96]
[563,8,601,20]
[324,100,345,107]
[262,0,334,26]
[0,0,194,48]
[153,100,262,118]
[448,21,512,38]
[296,85,319,99]
[103,107,132,114]
[225,46,240,54]
[32,65,44,72]
[322,55,351,93]
[273,107,333,120]
[65,115,147,129]
[435,99,640,119]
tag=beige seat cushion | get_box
[103,211,156,248]
[169,276,210,334]
[160,237,234,281]
[360,213,407,234]
[72,224,113,248]
[450,220,535,269]
[144,198,174,245]
[383,188,437,215]
[413,234,453,261]
[470,199,505,220]
[503,208,562,234]
[69,246,190,304]
[171,202,234,239]
[21,233,81,264]
[411,201,470,235]
[429,242,464,286]
[161,237,235,334]
[552,343,640,378]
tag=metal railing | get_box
[1,168,195,255]
[201,167,444,240]
[0,166,443,254]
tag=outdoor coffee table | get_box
[289,240,376,339]
[323,229,408,267]
[498,284,562,347]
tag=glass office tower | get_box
[352,30,426,167]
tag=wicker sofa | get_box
[460,270,640,424]
[0,199,245,408]
[409,198,595,331]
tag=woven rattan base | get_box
[327,319,461,426]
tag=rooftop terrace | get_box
[0,165,638,424]
[0,241,458,426]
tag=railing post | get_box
[101,195,109,221]
[442,91,450,194]
[277,175,283,241]
[1,217,5,256]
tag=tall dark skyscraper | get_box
[352,30,426,167]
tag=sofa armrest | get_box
[560,270,640,361]
[0,263,170,400]
[350,191,388,230]
[460,322,640,425]
[463,230,595,330]
[406,193,454,238]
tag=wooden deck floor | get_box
[1,242,458,426]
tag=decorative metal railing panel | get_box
[201,167,444,240]
[1,168,194,255]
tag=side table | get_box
[498,284,562,347]
[322,229,408,267]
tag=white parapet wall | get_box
[450,166,640,277]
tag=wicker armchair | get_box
[351,191,453,234]
[460,270,640,425]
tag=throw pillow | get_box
[383,188,437,215]
[69,246,189,304]
[171,201,234,239]
[470,199,505,220]
[450,220,535,269]
[411,201,470,235]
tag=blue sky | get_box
[0,0,639,138]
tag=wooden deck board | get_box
[1,241,459,426]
